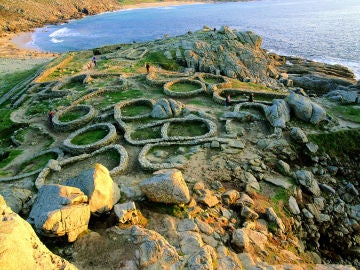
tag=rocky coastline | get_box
[0,25,359,269]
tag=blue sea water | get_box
[29,0,360,78]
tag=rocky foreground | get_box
[0,26,359,269]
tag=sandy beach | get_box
[0,1,201,75]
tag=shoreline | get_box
[0,1,358,80]
[0,1,202,75]
[0,1,203,59]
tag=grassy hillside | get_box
[0,0,121,36]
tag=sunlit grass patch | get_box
[71,129,108,145]
[168,120,208,137]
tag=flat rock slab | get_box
[263,175,293,189]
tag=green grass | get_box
[0,65,42,97]
[59,109,86,122]
[308,129,360,156]
[84,89,143,108]
[203,77,224,84]
[18,152,57,173]
[121,104,152,117]
[26,98,72,116]
[169,82,199,92]
[0,108,27,148]
[13,128,28,143]
[229,78,272,91]
[0,149,23,169]
[46,52,92,81]
[60,81,86,91]
[131,126,161,140]
[187,98,212,107]
[94,149,120,164]
[331,104,360,123]
[140,201,189,218]
[71,129,108,145]
[138,51,180,71]
[168,121,209,137]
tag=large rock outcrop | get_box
[140,169,190,204]
[27,184,90,242]
[286,92,327,124]
[0,195,78,270]
[151,98,184,119]
[264,99,290,128]
[170,26,281,87]
[64,163,120,215]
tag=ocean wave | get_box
[49,27,80,38]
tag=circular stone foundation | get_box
[114,98,155,121]
[196,73,231,94]
[53,105,97,131]
[163,79,205,97]
[63,123,118,154]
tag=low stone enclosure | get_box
[0,148,64,182]
[62,123,118,154]
[213,88,288,105]
[35,144,128,190]
[163,79,206,97]
[53,104,97,132]
[0,68,327,183]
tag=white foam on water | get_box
[49,27,79,38]
[50,37,64,43]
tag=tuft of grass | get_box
[169,81,199,92]
[140,201,189,219]
[18,152,57,173]
[168,121,208,137]
[71,129,108,145]
[308,129,360,156]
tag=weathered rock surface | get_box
[294,170,321,196]
[131,225,180,268]
[27,184,90,242]
[140,169,190,204]
[151,98,184,119]
[0,195,78,270]
[266,207,286,232]
[114,201,139,224]
[264,99,290,128]
[64,163,120,215]
[0,187,32,214]
[286,92,327,124]
[290,127,308,144]
[278,56,356,92]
